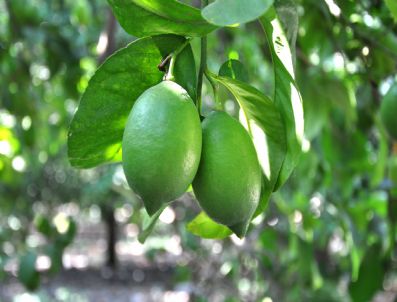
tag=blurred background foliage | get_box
[0,0,397,301]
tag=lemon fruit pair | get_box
[122,80,261,236]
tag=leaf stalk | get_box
[160,37,192,80]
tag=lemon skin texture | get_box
[192,111,262,237]
[122,81,202,215]
[380,84,397,140]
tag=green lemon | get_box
[122,81,202,215]
[380,84,397,140]
[192,111,262,237]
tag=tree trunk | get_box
[99,10,118,269]
[102,205,117,269]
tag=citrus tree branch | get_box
[196,0,209,113]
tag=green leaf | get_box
[45,244,63,274]
[274,0,298,62]
[138,203,168,243]
[202,0,273,26]
[386,0,397,22]
[219,59,249,83]
[371,115,389,187]
[34,215,53,238]
[349,243,385,302]
[107,0,217,38]
[68,36,195,168]
[260,7,304,189]
[18,251,40,291]
[259,227,277,251]
[208,72,286,214]
[187,212,232,239]
[68,38,162,168]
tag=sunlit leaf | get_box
[202,0,273,26]
[187,211,232,239]
[108,0,217,37]
[275,0,298,62]
[260,7,304,189]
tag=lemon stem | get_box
[196,0,209,113]
[164,55,176,81]
[162,38,192,81]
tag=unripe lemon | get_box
[192,111,262,237]
[122,81,202,215]
[380,84,397,140]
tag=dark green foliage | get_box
[380,84,397,140]
[107,0,216,37]
[219,59,249,83]
[349,244,385,302]
[18,251,40,291]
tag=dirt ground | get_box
[2,210,396,302]
[0,215,231,302]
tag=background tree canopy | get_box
[0,0,397,301]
